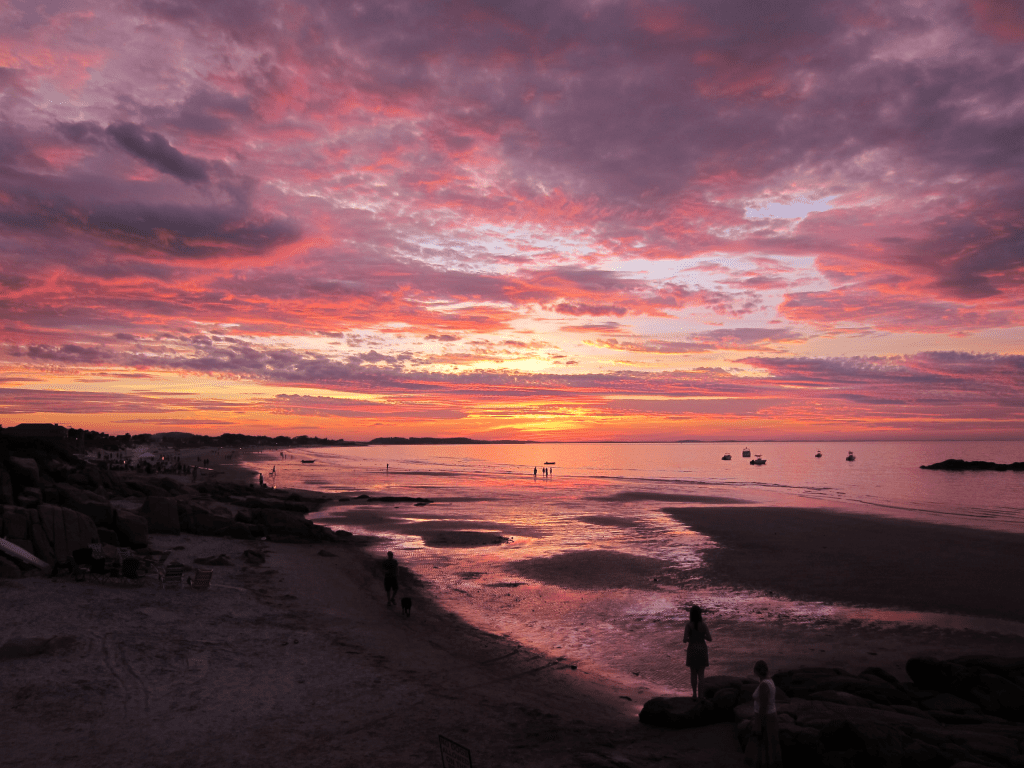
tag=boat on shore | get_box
[750,454,767,465]
[301,459,316,464]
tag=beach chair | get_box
[114,547,133,576]
[142,549,170,575]
[187,569,213,591]
[120,557,144,586]
[159,562,184,589]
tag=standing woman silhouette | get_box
[683,605,712,699]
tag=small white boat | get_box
[846,451,856,462]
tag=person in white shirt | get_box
[747,660,782,767]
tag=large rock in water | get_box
[140,496,179,534]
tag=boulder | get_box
[184,512,234,536]
[808,690,886,710]
[8,457,40,490]
[36,504,68,562]
[258,509,317,538]
[776,667,914,707]
[639,696,724,728]
[908,656,1024,721]
[921,693,982,715]
[29,523,54,564]
[63,505,98,554]
[16,487,42,507]
[55,483,115,527]
[244,496,309,513]
[140,496,180,534]
[32,504,98,563]
[819,718,905,767]
[2,505,32,539]
[969,673,1024,721]
[0,465,13,504]
[124,479,169,497]
[114,512,148,548]
[712,687,740,712]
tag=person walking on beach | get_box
[383,551,399,606]
[745,660,782,767]
[683,605,711,699]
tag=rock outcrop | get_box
[1,442,343,578]
[921,459,1024,472]
[0,503,98,568]
[641,659,1024,768]
[140,496,180,534]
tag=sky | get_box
[1,0,1023,442]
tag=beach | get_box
[4,449,1024,767]
[2,533,744,768]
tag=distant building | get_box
[5,423,69,440]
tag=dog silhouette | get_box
[400,596,412,617]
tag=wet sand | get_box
[664,505,1024,622]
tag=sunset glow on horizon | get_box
[2,0,1023,441]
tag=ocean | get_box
[242,441,1024,692]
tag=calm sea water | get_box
[243,441,1024,692]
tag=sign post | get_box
[438,735,473,768]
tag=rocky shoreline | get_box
[641,656,1024,767]
[0,440,357,579]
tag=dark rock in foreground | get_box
[641,658,1024,768]
[921,459,1024,472]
